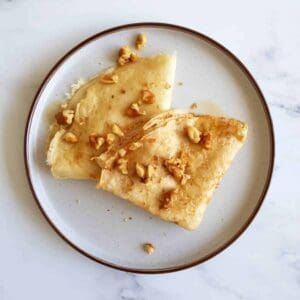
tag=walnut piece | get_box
[106,133,116,145]
[141,89,156,104]
[128,141,143,151]
[117,158,128,175]
[112,123,124,137]
[164,157,184,181]
[119,46,131,58]
[187,126,202,144]
[160,189,177,209]
[118,46,138,66]
[135,33,147,50]
[147,165,155,178]
[129,52,138,62]
[136,163,146,179]
[201,132,211,149]
[181,174,191,185]
[164,157,191,185]
[143,243,155,255]
[126,103,146,117]
[118,148,127,157]
[60,103,68,109]
[63,132,78,143]
[100,73,118,84]
[89,133,105,150]
[94,152,118,169]
[55,109,75,125]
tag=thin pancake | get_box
[47,54,176,179]
[97,111,248,230]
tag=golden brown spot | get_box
[63,132,78,143]
[89,133,105,150]
[201,132,211,149]
[160,189,177,210]
[141,89,156,104]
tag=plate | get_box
[24,23,274,273]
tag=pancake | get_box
[96,111,248,230]
[47,54,176,179]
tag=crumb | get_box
[111,95,114,99]
[75,199,80,204]
[149,216,153,220]
[163,232,167,237]
[106,209,110,212]
[120,88,126,94]
[190,102,198,109]
[123,218,129,222]
[143,243,155,255]
[178,82,183,86]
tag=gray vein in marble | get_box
[195,266,250,300]
[269,102,300,117]
[120,274,145,300]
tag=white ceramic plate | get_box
[25,23,274,273]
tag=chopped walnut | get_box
[164,157,185,181]
[55,109,75,125]
[118,56,128,66]
[187,126,202,144]
[94,152,118,169]
[141,89,156,104]
[63,132,78,143]
[119,45,131,58]
[160,189,177,209]
[106,133,116,145]
[112,123,124,137]
[118,148,127,157]
[135,33,147,50]
[100,73,118,84]
[118,46,138,66]
[126,102,146,117]
[128,141,143,151]
[147,165,155,178]
[117,158,128,175]
[201,132,211,149]
[136,163,146,179]
[143,243,155,255]
[89,133,105,150]
[181,173,191,185]
[129,52,138,62]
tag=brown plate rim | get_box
[24,22,275,274]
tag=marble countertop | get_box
[0,0,299,299]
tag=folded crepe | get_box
[96,111,248,230]
[47,54,176,179]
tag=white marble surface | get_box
[0,0,299,299]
